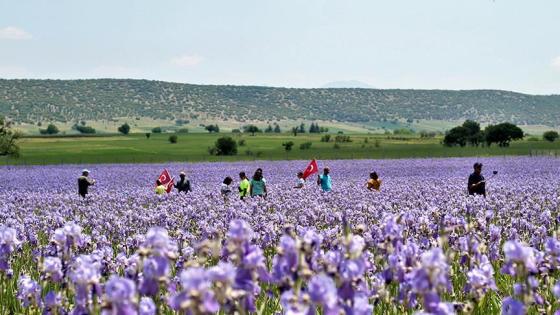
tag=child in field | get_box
[221,176,233,196]
[238,172,250,199]
[317,167,332,192]
[294,172,305,189]
[155,180,166,195]
[366,172,382,191]
[250,169,267,197]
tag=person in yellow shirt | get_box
[155,180,167,195]
[366,172,382,191]
[238,172,250,200]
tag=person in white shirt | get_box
[294,172,305,189]
[221,176,233,196]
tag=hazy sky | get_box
[1,0,559,94]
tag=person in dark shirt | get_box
[174,171,192,193]
[468,162,486,197]
[78,169,95,198]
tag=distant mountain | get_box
[321,80,375,89]
[1,79,559,127]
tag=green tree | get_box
[213,137,237,155]
[282,141,294,151]
[151,127,162,133]
[169,134,178,143]
[205,124,220,133]
[40,123,59,135]
[462,120,483,146]
[243,125,261,136]
[443,126,469,147]
[298,123,306,133]
[75,125,96,134]
[543,131,559,142]
[0,116,21,157]
[291,127,299,137]
[484,122,524,147]
[145,133,151,139]
[273,124,281,133]
[264,125,273,133]
[118,123,131,135]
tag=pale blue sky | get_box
[0,0,559,94]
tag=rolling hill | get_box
[1,79,559,129]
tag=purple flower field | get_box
[1,157,560,314]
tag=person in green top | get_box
[317,167,332,192]
[238,172,250,200]
[155,180,167,195]
[250,169,267,197]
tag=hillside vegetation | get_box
[1,79,559,127]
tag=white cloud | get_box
[170,54,203,68]
[552,56,560,71]
[0,26,32,40]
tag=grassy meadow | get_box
[2,132,560,165]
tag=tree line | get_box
[443,120,525,147]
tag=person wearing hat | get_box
[468,162,486,197]
[174,171,192,194]
[78,169,95,198]
[317,167,332,192]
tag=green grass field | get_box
[2,133,560,165]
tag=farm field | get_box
[3,133,560,165]
[1,157,560,314]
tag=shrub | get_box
[39,124,59,135]
[333,143,341,149]
[299,142,312,150]
[75,125,96,134]
[321,135,331,142]
[152,127,162,133]
[145,133,151,139]
[282,141,294,151]
[335,135,352,143]
[238,139,246,146]
[169,135,178,144]
[213,137,237,155]
[176,128,189,134]
[118,123,130,135]
[205,124,220,133]
[543,131,559,142]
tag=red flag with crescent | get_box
[157,169,174,193]
[302,159,318,180]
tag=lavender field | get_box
[1,157,560,314]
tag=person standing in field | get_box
[221,176,233,196]
[294,172,305,189]
[250,169,267,197]
[78,169,95,198]
[155,180,167,195]
[174,171,192,193]
[468,162,486,197]
[238,172,250,199]
[317,167,332,192]
[366,172,382,191]
[256,168,266,184]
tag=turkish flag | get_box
[302,159,318,180]
[157,169,174,193]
